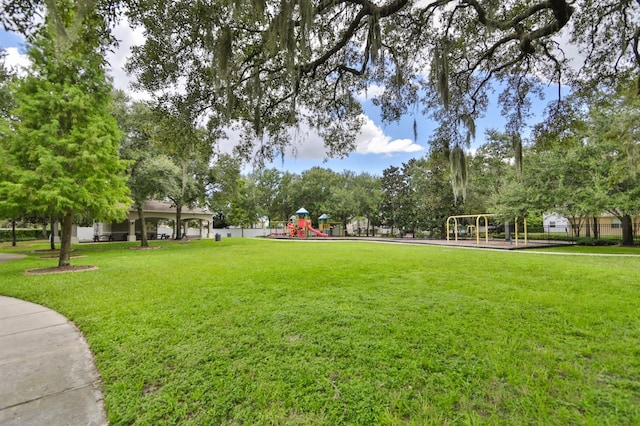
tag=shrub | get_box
[576,237,618,246]
[0,228,44,242]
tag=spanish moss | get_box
[218,25,232,76]
[449,144,467,202]
[459,114,475,140]
[368,11,382,65]
[434,40,450,110]
[511,132,522,177]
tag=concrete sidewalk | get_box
[0,295,107,425]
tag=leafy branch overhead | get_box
[121,0,635,146]
[2,0,639,167]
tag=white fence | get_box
[78,226,268,241]
[211,228,268,238]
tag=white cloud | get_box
[354,84,385,102]
[219,113,423,161]
[107,20,149,100]
[354,115,423,155]
[282,112,425,159]
[286,125,328,159]
[217,122,337,160]
[2,21,147,100]
[3,47,30,73]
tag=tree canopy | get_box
[0,1,131,266]
[3,0,638,169]
[490,78,640,245]
[126,0,638,164]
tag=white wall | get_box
[213,228,268,238]
[543,213,571,233]
[77,226,95,242]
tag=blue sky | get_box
[1,26,552,176]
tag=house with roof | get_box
[543,212,639,239]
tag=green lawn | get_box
[534,244,640,255]
[1,239,639,424]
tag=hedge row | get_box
[575,237,622,246]
[0,229,46,241]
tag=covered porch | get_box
[84,201,213,242]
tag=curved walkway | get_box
[0,253,107,425]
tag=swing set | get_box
[446,214,529,246]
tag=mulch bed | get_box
[39,255,86,259]
[24,265,98,275]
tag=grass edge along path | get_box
[0,238,639,424]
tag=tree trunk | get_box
[138,207,148,247]
[58,212,73,267]
[392,212,396,236]
[592,216,599,240]
[585,217,591,238]
[569,217,581,238]
[175,206,183,239]
[50,217,57,250]
[11,219,17,247]
[621,214,634,246]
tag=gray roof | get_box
[136,200,210,215]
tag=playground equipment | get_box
[446,214,528,246]
[268,208,329,238]
[317,214,343,237]
[295,208,328,238]
[286,221,297,237]
[318,214,330,235]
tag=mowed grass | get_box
[1,239,639,425]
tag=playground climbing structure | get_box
[268,207,329,238]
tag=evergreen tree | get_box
[0,5,130,267]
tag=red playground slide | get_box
[307,225,328,237]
